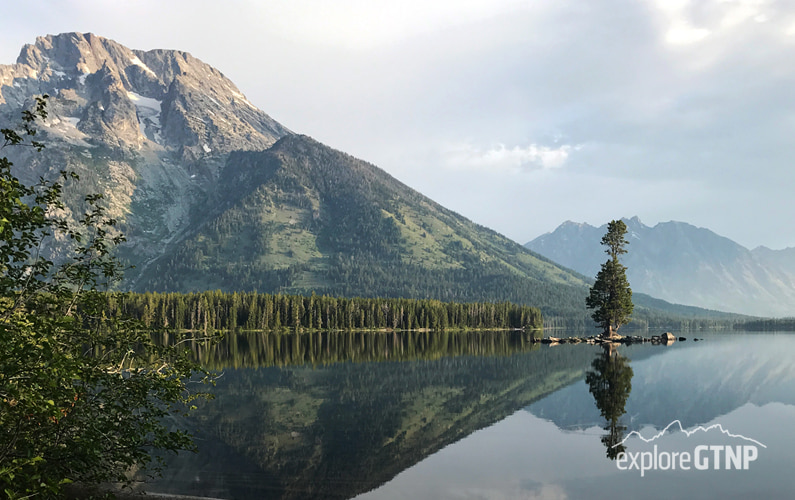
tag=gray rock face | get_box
[1,32,289,154]
[526,217,795,317]
[0,32,291,281]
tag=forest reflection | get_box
[170,329,543,369]
[586,344,634,460]
[147,331,598,499]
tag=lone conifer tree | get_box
[586,220,634,338]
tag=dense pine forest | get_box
[107,289,745,335]
[734,318,795,331]
[108,291,543,332]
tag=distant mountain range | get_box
[526,217,795,317]
[0,33,741,324]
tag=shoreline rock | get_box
[535,332,690,346]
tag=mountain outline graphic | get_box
[614,420,767,449]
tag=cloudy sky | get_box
[2,0,794,249]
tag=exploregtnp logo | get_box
[614,420,767,477]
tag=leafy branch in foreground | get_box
[0,96,213,498]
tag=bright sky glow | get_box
[1,0,794,249]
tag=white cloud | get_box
[649,0,781,46]
[716,0,769,29]
[442,142,574,172]
[665,22,712,45]
[649,0,712,45]
[247,0,536,49]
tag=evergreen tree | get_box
[586,220,634,338]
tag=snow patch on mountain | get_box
[128,55,157,77]
[127,91,161,112]
[127,91,162,143]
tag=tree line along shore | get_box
[107,291,543,332]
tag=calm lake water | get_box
[146,331,795,499]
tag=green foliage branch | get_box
[0,96,212,498]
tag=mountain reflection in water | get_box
[147,330,595,499]
[362,333,795,499]
[146,332,795,499]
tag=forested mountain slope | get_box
[135,134,591,318]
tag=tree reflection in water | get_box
[586,343,633,460]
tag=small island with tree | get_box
[586,219,635,340]
[541,219,683,345]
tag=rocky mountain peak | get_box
[1,32,290,156]
[0,33,293,273]
[559,220,589,229]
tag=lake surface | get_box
[146,331,795,499]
